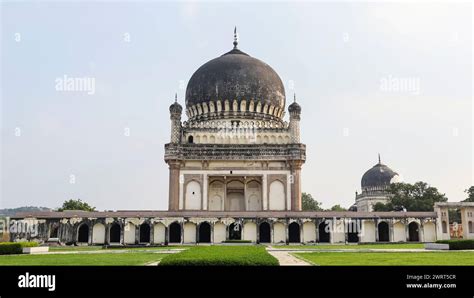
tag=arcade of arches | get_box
[11,203,474,245]
[50,215,441,245]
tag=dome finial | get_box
[294,93,297,103]
[175,93,177,103]
[378,153,381,164]
[233,26,238,49]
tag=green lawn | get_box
[0,252,165,266]
[273,243,424,250]
[159,245,279,266]
[294,251,474,266]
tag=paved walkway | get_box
[266,249,311,266]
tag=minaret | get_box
[169,93,182,143]
[288,93,303,211]
[167,94,183,211]
[288,93,302,143]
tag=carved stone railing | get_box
[164,143,306,161]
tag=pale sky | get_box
[1,1,472,210]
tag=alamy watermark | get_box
[18,272,56,292]
[215,121,257,143]
[380,75,420,95]
[0,217,39,237]
[55,75,95,95]
[320,219,365,236]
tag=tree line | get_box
[302,183,474,212]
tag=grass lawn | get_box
[294,251,474,266]
[273,243,424,250]
[0,252,165,266]
[159,245,279,266]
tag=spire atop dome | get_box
[378,153,381,164]
[233,26,238,49]
[175,93,177,103]
[294,93,297,103]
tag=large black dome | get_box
[361,158,399,189]
[185,36,286,122]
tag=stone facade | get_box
[6,32,459,246]
[9,211,439,245]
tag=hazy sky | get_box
[1,1,472,210]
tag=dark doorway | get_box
[347,231,359,243]
[229,223,241,240]
[188,136,193,143]
[110,224,121,243]
[378,222,390,242]
[346,220,359,243]
[408,222,419,242]
[289,222,300,243]
[50,224,59,238]
[139,223,150,243]
[198,222,211,243]
[259,222,271,243]
[318,221,330,243]
[77,224,89,243]
[169,222,181,243]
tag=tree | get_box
[301,192,323,211]
[463,186,474,202]
[373,202,391,212]
[328,204,347,211]
[57,199,96,212]
[373,182,447,212]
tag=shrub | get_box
[222,240,252,243]
[159,246,279,266]
[0,242,39,255]
[436,240,474,250]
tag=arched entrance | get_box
[289,222,300,243]
[378,222,390,242]
[318,221,330,243]
[229,222,241,240]
[408,222,420,242]
[50,224,59,238]
[77,224,89,243]
[442,221,448,233]
[169,222,181,243]
[139,223,150,243]
[109,223,121,243]
[259,222,271,243]
[198,222,211,243]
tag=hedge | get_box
[159,246,279,266]
[0,242,39,255]
[222,240,252,243]
[436,240,474,250]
